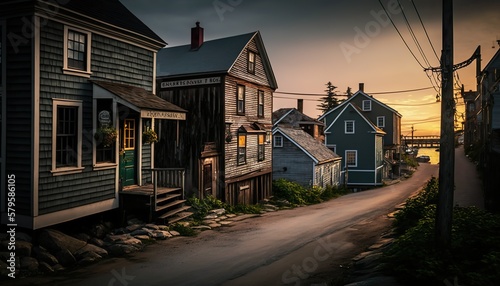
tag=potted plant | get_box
[143,129,158,144]
[94,126,117,147]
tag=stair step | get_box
[156,193,182,204]
[158,205,192,219]
[167,212,194,224]
[155,199,186,212]
[156,187,182,195]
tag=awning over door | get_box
[92,80,187,120]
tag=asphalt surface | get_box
[453,145,484,209]
[8,163,440,286]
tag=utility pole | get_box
[436,0,454,247]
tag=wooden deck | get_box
[120,184,181,196]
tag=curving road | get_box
[14,163,438,286]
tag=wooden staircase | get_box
[121,168,192,224]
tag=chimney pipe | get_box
[191,22,204,50]
[359,83,364,92]
[297,99,304,113]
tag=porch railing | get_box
[142,168,186,210]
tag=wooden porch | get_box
[120,168,192,224]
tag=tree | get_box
[317,82,339,113]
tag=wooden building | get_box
[156,23,278,205]
[0,0,187,229]
[273,101,325,142]
[272,127,341,187]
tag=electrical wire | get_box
[410,0,440,62]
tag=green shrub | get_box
[272,179,348,206]
[187,196,227,221]
[393,176,438,234]
[171,223,197,236]
[385,206,500,285]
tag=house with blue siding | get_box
[320,102,386,187]
[0,0,187,229]
[272,127,341,187]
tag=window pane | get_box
[56,106,78,167]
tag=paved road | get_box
[11,164,438,286]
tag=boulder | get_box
[33,247,59,266]
[127,218,143,226]
[76,251,102,266]
[74,233,91,242]
[130,228,151,236]
[144,224,159,230]
[105,234,132,244]
[156,225,169,231]
[38,261,54,273]
[15,232,33,243]
[210,208,226,215]
[38,229,86,254]
[74,243,108,259]
[89,237,105,248]
[91,224,107,239]
[134,235,151,241]
[0,260,9,277]
[52,264,65,272]
[16,241,33,257]
[204,214,218,220]
[169,231,180,236]
[56,248,76,267]
[107,244,138,256]
[126,224,142,233]
[20,256,39,272]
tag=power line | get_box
[410,0,440,61]
[274,86,435,97]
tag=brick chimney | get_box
[297,99,304,113]
[191,22,204,50]
[359,83,364,92]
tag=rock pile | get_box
[0,219,181,278]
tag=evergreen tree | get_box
[317,82,339,113]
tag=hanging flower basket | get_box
[143,129,158,144]
[94,126,117,147]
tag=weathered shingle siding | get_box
[314,161,341,187]
[273,137,313,186]
[228,38,270,87]
[5,17,34,216]
[37,19,155,214]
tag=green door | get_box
[120,119,136,186]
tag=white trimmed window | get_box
[377,116,385,128]
[237,85,245,115]
[362,100,372,111]
[52,99,83,175]
[274,135,283,147]
[257,90,264,117]
[63,26,92,77]
[345,150,357,167]
[326,144,336,154]
[237,133,247,165]
[345,120,355,134]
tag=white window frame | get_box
[377,116,385,128]
[345,150,358,167]
[362,100,372,111]
[248,50,256,74]
[51,99,84,175]
[274,135,283,147]
[63,26,92,78]
[345,120,355,134]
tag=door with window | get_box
[120,119,136,186]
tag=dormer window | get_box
[247,51,255,74]
[362,100,371,111]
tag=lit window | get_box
[274,135,283,147]
[258,90,264,117]
[362,100,372,111]
[95,99,115,164]
[237,85,245,115]
[52,99,83,174]
[258,134,265,161]
[248,51,255,74]
[63,26,91,76]
[346,150,357,167]
[377,116,385,128]
[237,133,246,165]
[345,120,355,134]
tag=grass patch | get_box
[272,179,348,206]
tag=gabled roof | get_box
[324,103,386,135]
[157,31,278,89]
[273,127,340,164]
[319,90,402,120]
[273,108,323,127]
[19,0,167,49]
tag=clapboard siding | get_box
[228,38,270,88]
[273,137,314,185]
[5,17,33,216]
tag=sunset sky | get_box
[121,0,500,136]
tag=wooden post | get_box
[436,0,454,247]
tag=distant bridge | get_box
[402,135,440,147]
